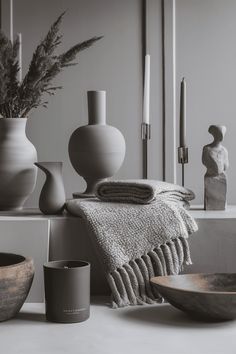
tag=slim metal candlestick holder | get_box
[141,123,151,179]
[178,146,188,187]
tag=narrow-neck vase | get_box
[68,91,126,197]
[35,162,65,215]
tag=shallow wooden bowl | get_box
[0,253,34,321]
[151,273,236,321]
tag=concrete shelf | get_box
[0,207,235,303]
[190,205,236,219]
[0,209,108,302]
[187,205,236,275]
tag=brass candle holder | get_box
[141,123,151,179]
[178,146,188,187]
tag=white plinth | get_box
[0,207,235,302]
[0,209,108,302]
[187,205,236,274]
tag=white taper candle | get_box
[17,33,22,82]
[180,77,186,147]
[142,54,150,124]
[10,0,13,44]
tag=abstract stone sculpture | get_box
[202,125,229,210]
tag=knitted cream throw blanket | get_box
[66,181,198,308]
[96,179,194,205]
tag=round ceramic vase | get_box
[0,118,37,210]
[44,260,90,323]
[68,91,126,197]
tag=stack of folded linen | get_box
[66,180,198,308]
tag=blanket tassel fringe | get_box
[107,237,192,308]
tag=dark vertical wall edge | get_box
[161,0,166,181]
[0,0,2,29]
[141,0,147,179]
[142,0,147,80]
[142,0,164,180]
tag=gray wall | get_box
[1,0,163,207]
[175,0,236,204]
[6,0,234,207]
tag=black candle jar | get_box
[44,260,90,323]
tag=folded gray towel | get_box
[66,181,198,308]
[96,179,195,205]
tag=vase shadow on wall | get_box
[120,304,230,328]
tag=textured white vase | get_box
[68,91,126,197]
[0,118,37,210]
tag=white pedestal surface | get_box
[0,209,108,302]
[0,207,236,302]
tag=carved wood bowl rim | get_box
[0,252,32,269]
[151,273,236,295]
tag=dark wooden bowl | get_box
[0,253,34,321]
[151,273,236,321]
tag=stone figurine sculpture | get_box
[202,125,229,210]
